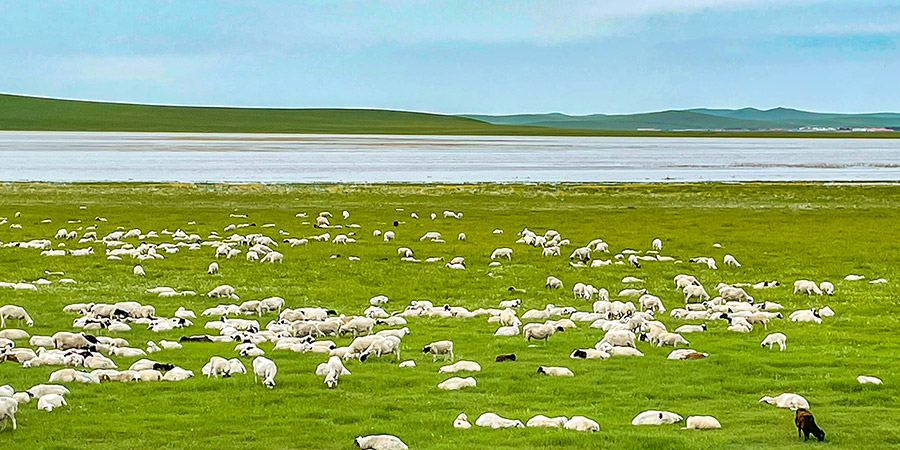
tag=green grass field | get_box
[1,94,898,138]
[0,182,898,449]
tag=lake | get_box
[0,132,897,183]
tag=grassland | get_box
[0,182,898,450]
[1,94,898,138]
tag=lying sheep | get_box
[631,410,684,425]
[564,416,599,432]
[437,377,476,390]
[439,361,481,374]
[683,416,721,430]
[453,413,471,429]
[537,366,574,377]
[354,434,409,450]
[526,415,568,428]
[475,412,524,429]
[857,375,882,385]
[760,393,809,410]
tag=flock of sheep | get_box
[0,207,890,448]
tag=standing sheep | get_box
[133,265,145,277]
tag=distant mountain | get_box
[464,107,900,131]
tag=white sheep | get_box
[683,416,721,430]
[545,276,563,289]
[37,393,67,412]
[857,375,882,385]
[0,397,17,430]
[537,366,574,377]
[453,413,471,429]
[354,435,408,450]
[490,247,512,260]
[252,356,277,389]
[760,333,786,351]
[207,262,219,275]
[260,251,283,263]
[759,393,809,410]
[526,415,568,428]
[632,410,684,425]
[793,280,822,295]
[437,377,476,390]
[819,281,834,295]
[439,361,481,374]
[723,254,741,267]
[564,416,599,432]
[133,265,145,277]
[0,306,33,328]
[423,340,454,361]
[475,412,524,429]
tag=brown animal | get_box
[795,409,825,441]
[683,352,708,360]
[495,353,517,362]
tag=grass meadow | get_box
[0,182,898,449]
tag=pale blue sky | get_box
[0,1,897,114]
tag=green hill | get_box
[0,94,508,135]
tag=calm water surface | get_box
[0,132,897,183]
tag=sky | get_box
[0,0,898,114]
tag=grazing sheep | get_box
[495,353,516,362]
[537,366,574,377]
[760,393,809,410]
[683,416,721,430]
[207,262,219,275]
[454,413,471,429]
[651,238,662,250]
[654,332,690,348]
[423,340,454,362]
[723,254,741,267]
[252,356,277,389]
[475,412,525,429]
[526,415,568,428]
[439,361,481,373]
[354,434,409,450]
[793,280,822,295]
[819,281,834,295]
[857,375,882,385]
[545,276,563,289]
[761,333,787,351]
[0,306,34,328]
[564,416,599,432]
[632,410,684,425]
[795,409,825,441]
[133,265,145,277]
[438,377,476,390]
[490,248,513,260]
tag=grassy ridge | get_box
[1,94,898,137]
[0,182,898,449]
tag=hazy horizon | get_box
[1,1,897,115]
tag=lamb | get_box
[495,353,516,362]
[523,323,562,341]
[526,415,568,428]
[437,377,476,390]
[0,397,17,430]
[439,361,481,373]
[260,251,283,263]
[564,416,599,432]
[857,375,882,385]
[651,238,662,250]
[203,356,232,378]
[474,412,525,429]
[760,393,809,410]
[453,413,471,429]
[207,262,219,274]
[382,231,395,242]
[36,393,67,412]
[760,333,787,351]
[683,416,721,430]
[723,254,741,267]
[252,356,277,389]
[0,305,34,328]
[423,340,454,361]
[793,280,822,295]
[632,410,684,425]
[354,434,409,450]
[490,248,513,260]
[795,409,825,441]
[207,285,238,299]
[819,281,834,295]
[537,366,574,377]
[133,265,145,277]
